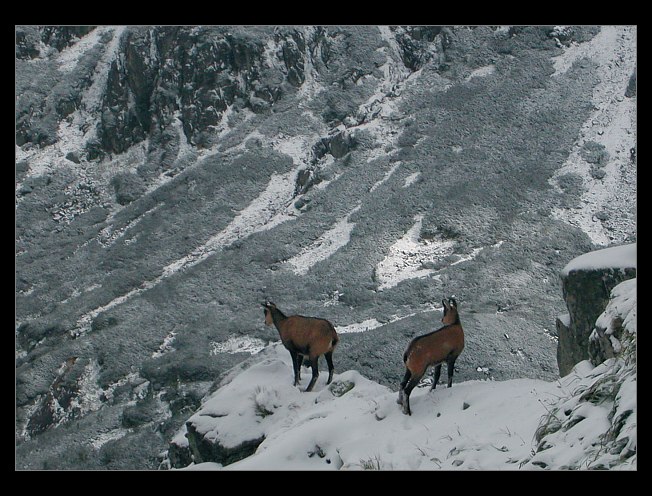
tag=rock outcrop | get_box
[527,276,637,470]
[556,244,636,376]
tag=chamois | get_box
[398,297,464,415]
[262,301,339,392]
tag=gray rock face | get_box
[98,26,310,153]
[556,261,636,376]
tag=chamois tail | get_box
[330,323,340,349]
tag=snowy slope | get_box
[172,343,554,470]
[170,327,635,471]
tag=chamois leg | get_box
[447,358,457,388]
[431,364,442,391]
[402,375,421,416]
[305,356,320,392]
[290,350,301,386]
[325,351,335,385]
[397,369,412,404]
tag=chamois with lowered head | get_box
[398,297,464,415]
[262,301,339,392]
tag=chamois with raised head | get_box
[398,297,464,415]
[262,301,339,392]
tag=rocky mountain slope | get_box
[15,25,636,469]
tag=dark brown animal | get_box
[398,297,465,415]
[262,301,339,392]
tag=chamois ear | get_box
[442,299,449,309]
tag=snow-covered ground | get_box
[592,278,636,354]
[177,343,556,470]
[56,27,113,73]
[172,323,635,470]
[465,64,496,81]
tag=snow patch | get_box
[80,26,127,124]
[98,203,161,248]
[337,319,384,334]
[376,215,455,290]
[450,247,483,266]
[337,304,440,334]
[594,278,636,337]
[161,166,301,279]
[403,171,421,188]
[285,205,361,276]
[72,131,309,337]
[562,243,636,276]
[369,163,400,192]
[73,284,153,338]
[15,26,128,205]
[271,134,315,168]
[102,372,149,404]
[67,359,103,418]
[56,27,110,73]
[210,336,269,356]
[90,428,131,450]
[465,64,496,81]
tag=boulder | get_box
[65,151,81,164]
[186,421,265,467]
[110,172,146,206]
